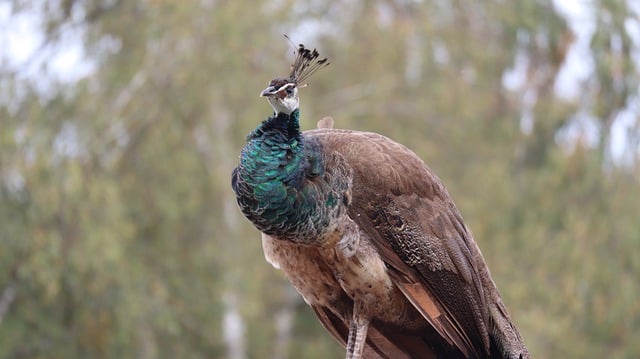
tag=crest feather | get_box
[284,35,330,84]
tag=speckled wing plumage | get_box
[303,128,529,359]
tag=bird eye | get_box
[286,86,294,94]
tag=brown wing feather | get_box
[306,128,504,358]
[355,192,490,356]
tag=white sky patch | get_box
[53,121,83,159]
[0,4,42,66]
[502,30,537,134]
[550,0,640,165]
[0,2,95,96]
[629,0,640,17]
[1,2,94,161]
[552,0,596,100]
[555,110,601,150]
[610,98,640,166]
[49,29,94,84]
[612,0,640,165]
[502,31,529,92]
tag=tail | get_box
[489,301,530,359]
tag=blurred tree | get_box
[1,0,638,358]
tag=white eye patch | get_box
[276,83,296,93]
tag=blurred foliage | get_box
[1,0,639,358]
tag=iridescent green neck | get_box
[246,109,301,142]
[233,109,333,240]
[240,110,309,199]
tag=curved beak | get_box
[260,86,276,97]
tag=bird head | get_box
[261,42,329,116]
[260,77,299,116]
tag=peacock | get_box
[231,42,530,359]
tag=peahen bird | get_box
[231,43,530,359]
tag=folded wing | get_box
[306,128,502,358]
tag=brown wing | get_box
[306,128,501,358]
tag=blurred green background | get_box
[1,0,639,358]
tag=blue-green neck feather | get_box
[240,109,317,195]
[232,109,341,240]
[246,109,302,143]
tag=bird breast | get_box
[261,217,415,325]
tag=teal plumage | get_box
[232,109,349,242]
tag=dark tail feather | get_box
[313,304,473,358]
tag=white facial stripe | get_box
[276,83,296,93]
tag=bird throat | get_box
[233,110,342,242]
